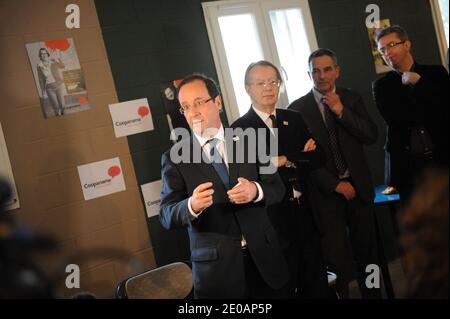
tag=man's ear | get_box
[335,66,341,78]
[405,39,412,51]
[245,85,251,95]
[215,95,222,111]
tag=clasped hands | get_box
[271,138,317,168]
[191,178,257,213]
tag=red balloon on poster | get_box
[137,106,149,118]
[108,166,121,178]
[44,39,71,52]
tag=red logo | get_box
[108,166,121,178]
[44,39,71,52]
[79,96,87,105]
[137,106,150,118]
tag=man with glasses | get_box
[373,25,449,201]
[232,60,329,298]
[288,49,381,299]
[159,73,289,298]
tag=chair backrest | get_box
[116,262,193,299]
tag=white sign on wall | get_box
[0,122,20,211]
[109,98,154,138]
[77,157,126,201]
[140,180,162,218]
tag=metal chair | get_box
[115,261,193,299]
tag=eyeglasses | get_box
[179,97,215,114]
[250,80,282,89]
[378,41,405,55]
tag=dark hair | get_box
[38,48,50,59]
[244,60,282,85]
[177,73,220,100]
[400,168,449,298]
[375,25,409,43]
[308,48,338,67]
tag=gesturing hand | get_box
[191,182,214,213]
[227,178,258,204]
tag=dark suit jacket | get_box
[372,62,449,191]
[159,134,289,298]
[231,107,326,241]
[288,88,378,216]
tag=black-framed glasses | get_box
[179,97,215,114]
[251,80,282,89]
[378,41,405,55]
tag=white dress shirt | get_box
[188,125,264,218]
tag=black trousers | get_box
[279,199,329,298]
[296,201,330,298]
[320,194,382,299]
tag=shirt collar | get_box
[193,125,225,148]
[252,105,276,124]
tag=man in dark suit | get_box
[373,25,449,201]
[232,61,330,298]
[288,49,381,298]
[159,74,289,298]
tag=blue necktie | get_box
[207,138,230,189]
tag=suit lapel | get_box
[303,91,330,148]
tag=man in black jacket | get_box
[159,74,289,298]
[372,25,449,201]
[232,61,329,298]
[289,49,380,298]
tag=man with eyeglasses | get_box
[372,25,449,202]
[288,49,381,299]
[232,60,329,298]
[159,73,289,298]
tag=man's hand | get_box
[303,138,317,152]
[227,178,257,204]
[191,182,214,213]
[322,92,344,117]
[271,155,287,168]
[335,181,356,200]
[402,71,421,86]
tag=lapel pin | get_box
[283,121,289,126]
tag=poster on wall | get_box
[77,157,126,201]
[140,180,162,218]
[26,38,90,119]
[160,79,190,137]
[367,19,392,74]
[108,98,154,138]
[0,123,20,211]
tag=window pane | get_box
[270,8,312,103]
[218,14,264,116]
[439,0,449,47]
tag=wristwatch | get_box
[285,160,297,169]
